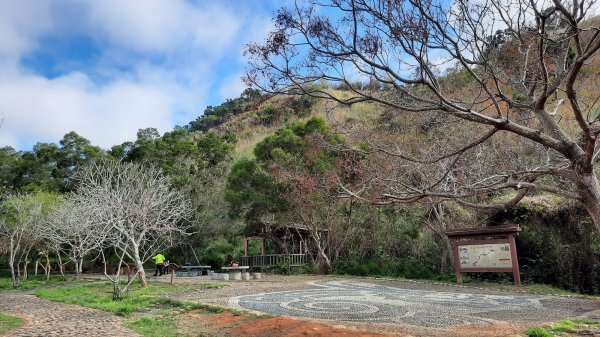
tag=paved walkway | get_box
[230,280,600,331]
[0,291,141,337]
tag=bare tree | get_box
[246,0,600,230]
[46,198,108,281]
[73,161,192,289]
[0,195,42,288]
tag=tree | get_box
[0,193,59,288]
[246,0,600,230]
[46,198,108,280]
[226,117,363,272]
[73,161,193,291]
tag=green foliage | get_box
[188,88,263,132]
[1,132,106,193]
[550,319,577,332]
[125,316,178,337]
[198,237,243,267]
[0,274,69,291]
[1,192,60,227]
[257,104,280,125]
[225,157,287,226]
[334,256,439,279]
[197,132,235,166]
[512,91,526,102]
[289,95,317,116]
[525,327,552,337]
[526,319,600,337]
[0,312,23,334]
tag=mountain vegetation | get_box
[2,0,600,295]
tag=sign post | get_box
[446,225,522,286]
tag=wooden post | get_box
[508,234,521,286]
[261,238,266,255]
[244,238,249,256]
[170,268,174,285]
[451,240,462,284]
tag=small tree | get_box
[73,161,192,291]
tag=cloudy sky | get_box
[0,0,283,151]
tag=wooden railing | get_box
[241,254,306,267]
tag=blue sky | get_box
[0,0,286,150]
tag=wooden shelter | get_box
[241,224,327,268]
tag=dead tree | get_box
[46,199,108,281]
[73,161,192,289]
[246,0,600,231]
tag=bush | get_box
[198,238,243,268]
[257,104,280,125]
[334,257,439,279]
[525,327,552,337]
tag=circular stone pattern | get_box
[229,281,578,328]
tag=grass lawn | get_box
[0,312,23,334]
[35,281,225,316]
[124,316,180,337]
[526,319,600,337]
[0,271,72,291]
[35,280,234,337]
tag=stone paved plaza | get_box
[0,291,141,337]
[230,280,599,328]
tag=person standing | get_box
[152,253,166,276]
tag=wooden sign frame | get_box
[445,225,522,286]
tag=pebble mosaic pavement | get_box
[230,280,596,328]
[0,291,141,337]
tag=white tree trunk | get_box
[131,243,148,288]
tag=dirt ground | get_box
[179,310,398,337]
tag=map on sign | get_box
[458,243,512,269]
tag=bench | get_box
[179,265,212,276]
[221,266,250,280]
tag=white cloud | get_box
[0,1,275,150]
[0,0,53,61]
[0,71,181,149]
[85,0,241,55]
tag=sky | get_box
[0,0,285,151]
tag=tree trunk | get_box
[22,249,30,280]
[34,259,39,275]
[131,244,148,288]
[309,229,332,273]
[56,253,66,281]
[75,257,83,281]
[45,254,51,281]
[580,172,600,232]
[9,256,18,289]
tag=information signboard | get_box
[446,225,521,285]
[458,243,512,269]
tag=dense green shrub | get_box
[334,256,439,280]
[198,238,243,268]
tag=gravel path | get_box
[0,291,141,337]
